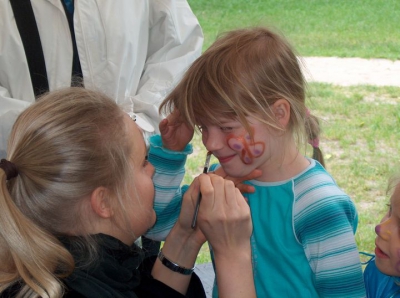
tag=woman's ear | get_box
[272,99,291,128]
[90,187,114,218]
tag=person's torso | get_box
[244,171,319,297]
[0,0,150,103]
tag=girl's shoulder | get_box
[294,158,354,210]
[295,158,340,191]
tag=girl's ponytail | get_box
[305,111,325,168]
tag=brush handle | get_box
[191,193,202,228]
[191,153,211,229]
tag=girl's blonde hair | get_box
[0,88,135,297]
[160,26,324,166]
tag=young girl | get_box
[160,27,366,297]
[364,177,400,297]
[0,88,255,298]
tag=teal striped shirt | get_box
[145,134,192,240]
[145,135,365,297]
[211,159,366,297]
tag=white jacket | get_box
[0,0,203,158]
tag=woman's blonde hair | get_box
[160,26,324,166]
[0,88,135,297]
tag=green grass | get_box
[180,0,400,264]
[189,0,400,59]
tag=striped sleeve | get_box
[144,134,192,241]
[294,163,366,297]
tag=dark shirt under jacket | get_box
[1,234,206,298]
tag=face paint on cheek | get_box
[227,130,266,165]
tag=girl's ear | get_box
[272,99,291,128]
[90,187,114,218]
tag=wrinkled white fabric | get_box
[0,0,203,157]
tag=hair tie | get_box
[0,159,19,180]
[308,138,320,148]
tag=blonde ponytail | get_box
[0,170,74,298]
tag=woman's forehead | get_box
[124,115,146,154]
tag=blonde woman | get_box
[0,88,255,298]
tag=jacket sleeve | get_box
[0,89,31,159]
[0,1,35,159]
[137,256,206,298]
[131,0,203,132]
[295,191,366,297]
[145,134,192,241]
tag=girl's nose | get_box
[202,128,225,152]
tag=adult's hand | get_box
[196,173,256,298]
[196,173,252,253]
[213,166,262,194]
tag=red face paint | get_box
[226,128,265,164]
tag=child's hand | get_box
[213,167,262,194]
[159,109,194,151]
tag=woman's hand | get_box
[159,109,194,151]
[196,173,252,253]
[213,166,262,194]
[196,173,256,298]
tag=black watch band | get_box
[158,250,195,275]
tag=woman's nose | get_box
[375,219,392,240]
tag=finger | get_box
[236,183,256,194]
[243,169,262,181]
[185,176,201,205]
[166,109,182,125]
[223,179,238,208]
[212,176,226,208]
[159,118,169,134]
[235,188,249,210]
[197,173,217,212]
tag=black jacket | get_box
[1,234,206,298]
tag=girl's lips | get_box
[217,154,236,164]
[375,245,389,259]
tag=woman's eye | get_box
[220,127,233,132]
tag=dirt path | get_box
[302,57,400,87]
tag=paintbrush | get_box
[191,151,212,229]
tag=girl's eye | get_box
[220,127,233,132]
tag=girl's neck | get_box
[256,144,310,183]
